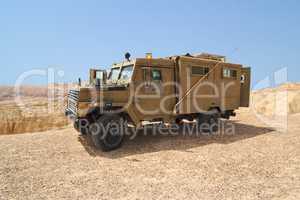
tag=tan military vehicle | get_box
[66,53,251,151]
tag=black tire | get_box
[209,115,219,133]
[89,115,125,151]
[197,109,220,133]
[175,118,183,126]
[197,113,210,133]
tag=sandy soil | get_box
[1,108,300,200]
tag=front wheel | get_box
[74,119,89,135]
[89,115,125,151]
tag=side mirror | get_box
[78,78,82,86]
[95,78,101,87]
[103,71,107,84]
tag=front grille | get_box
[67,90,79,115]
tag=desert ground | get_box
[0,84,300,199]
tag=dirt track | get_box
[1,109,300,200]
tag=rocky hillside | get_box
[252,83,300,116]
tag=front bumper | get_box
[65,108,78,121]
[66,109,90,134]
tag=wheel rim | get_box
[103,123,123,147]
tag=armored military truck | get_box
[65,53,251,151]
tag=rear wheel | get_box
[197,109,220,133]
[208,114,219,132]
[89,115,125,151]
[175,118,183,126]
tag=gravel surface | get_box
[1,109,300,200]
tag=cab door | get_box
[240,67,251,107]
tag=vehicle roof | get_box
[110,53,242,68]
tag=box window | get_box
[191,66,209,76]
[151,69,162,81]
[223,68,237,78]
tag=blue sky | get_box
[0,0,299,87]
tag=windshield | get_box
[96,71,103,79]
[119,65,134,81]
[108,68,120,81]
